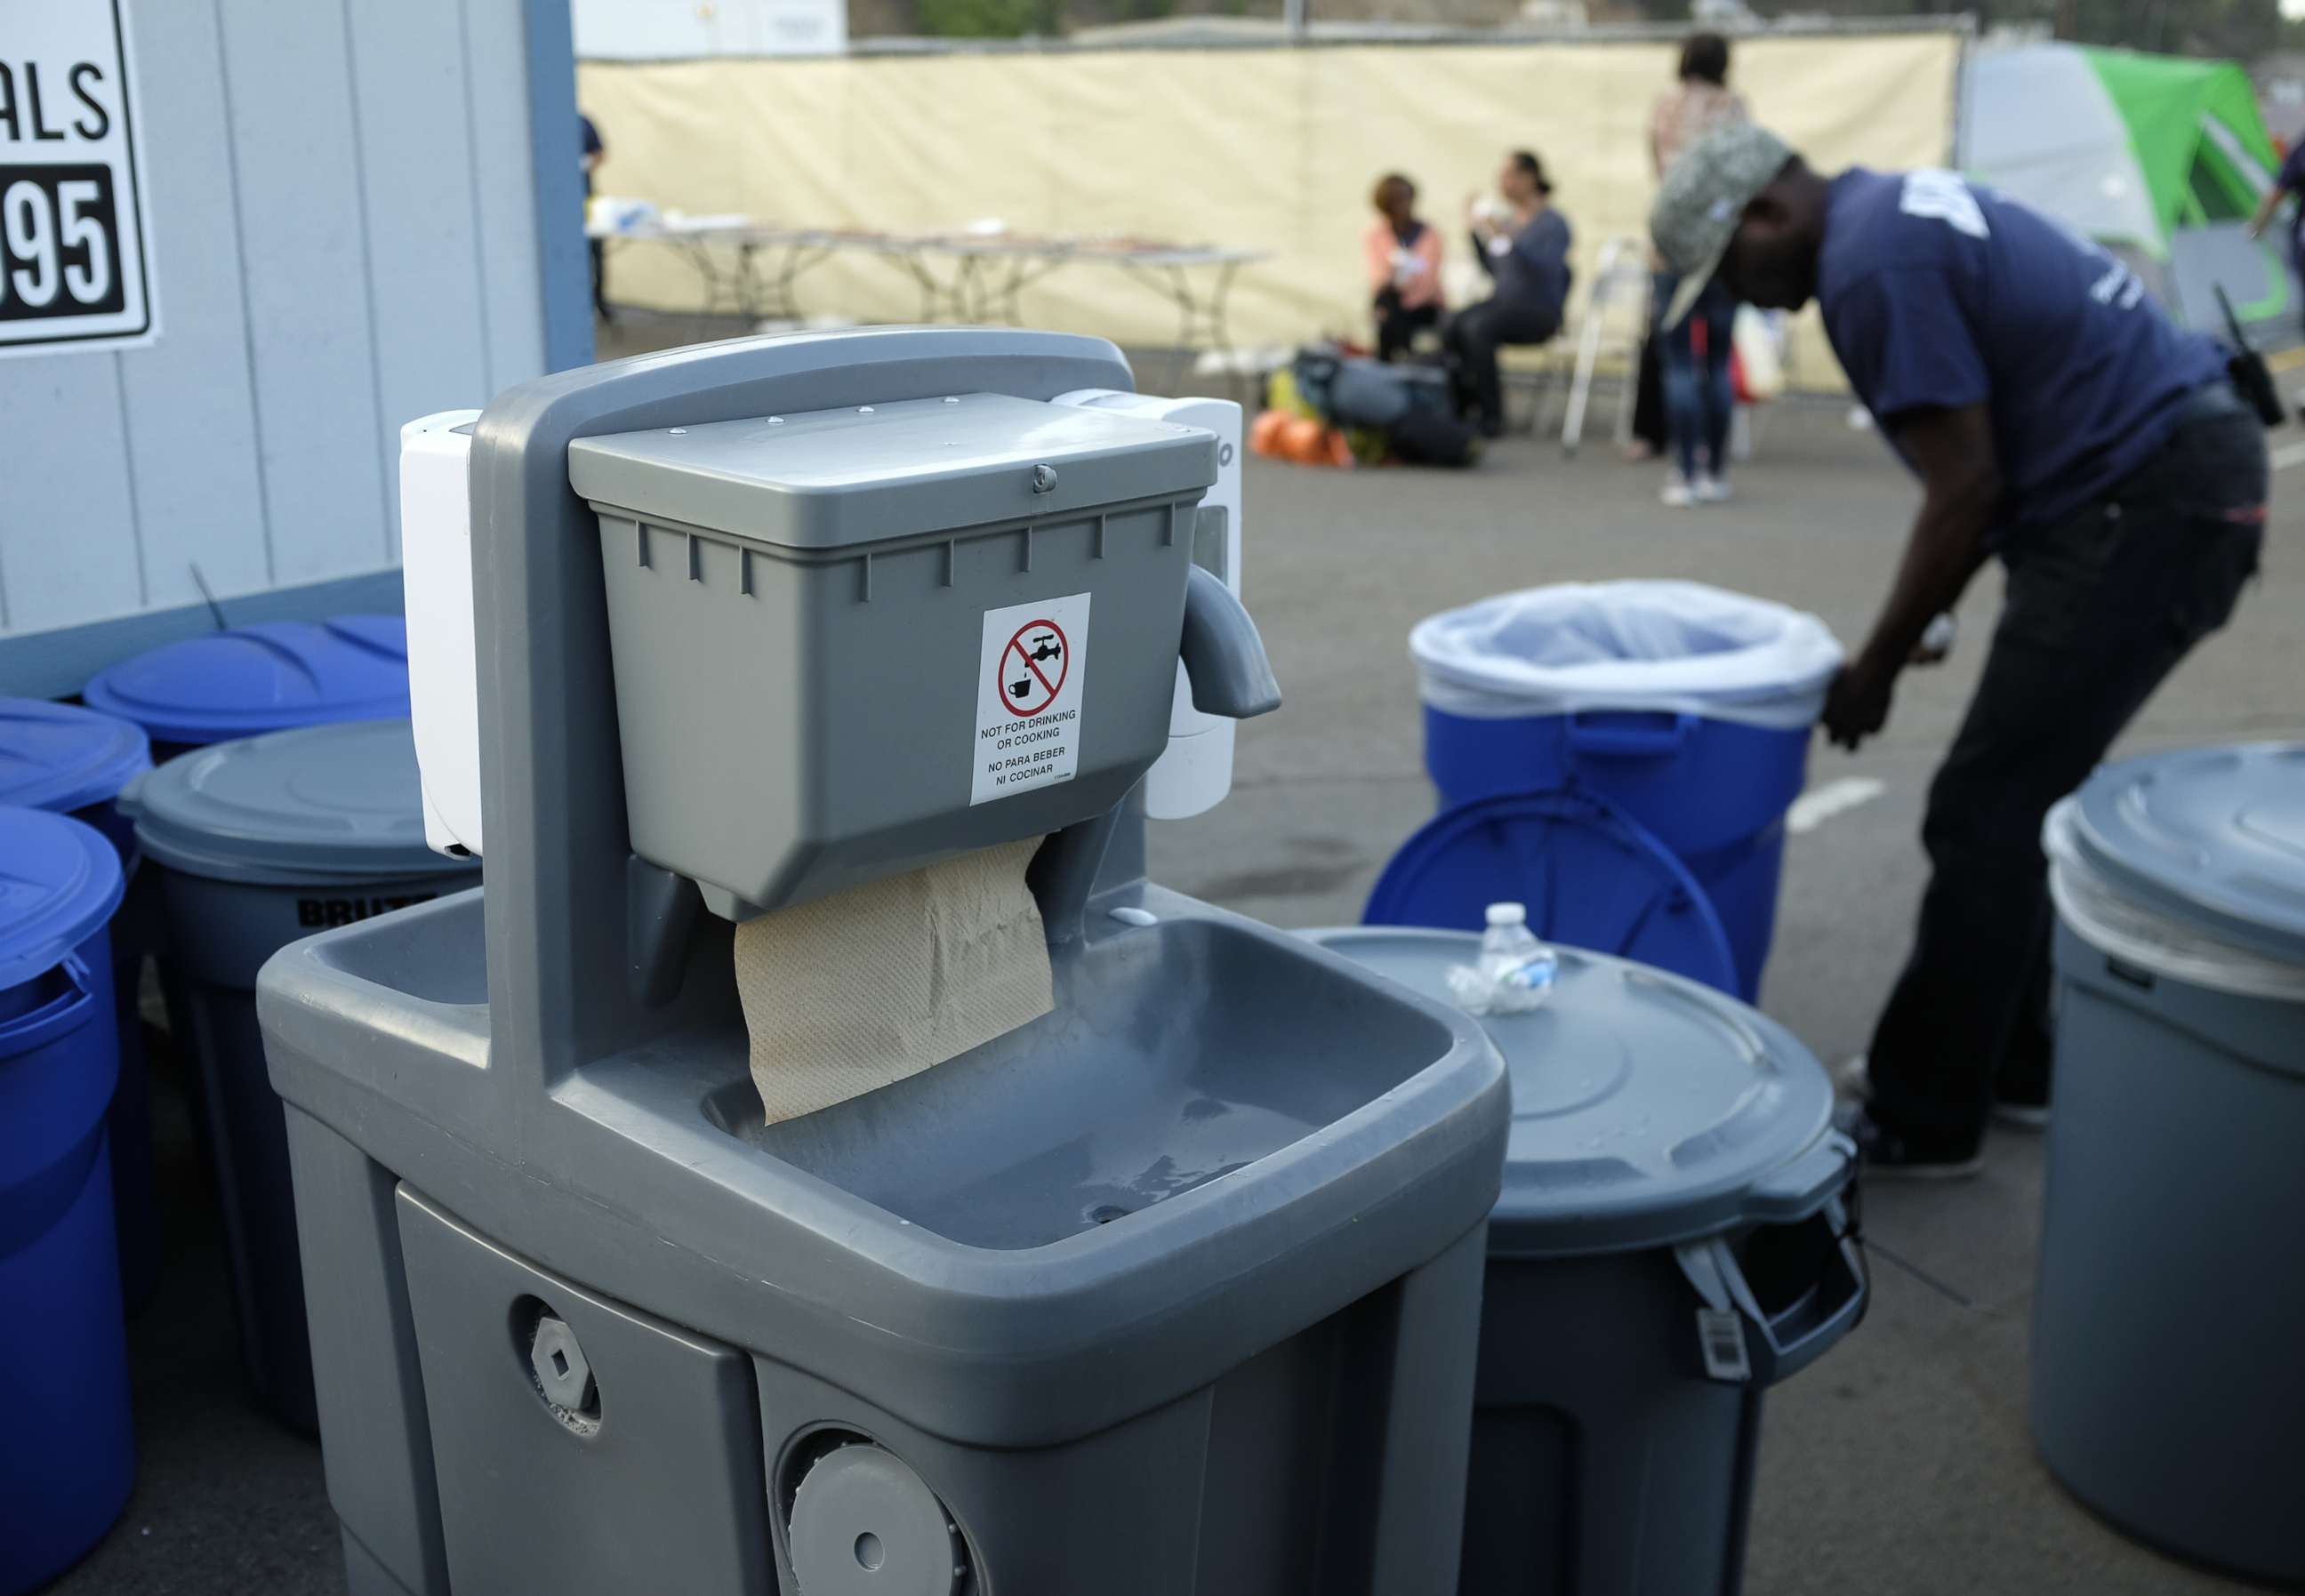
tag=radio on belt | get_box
[261,328,1507,1596]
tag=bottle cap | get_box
[1485,902,1527,926]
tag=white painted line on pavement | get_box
[1787,776,1887,835]
[2271,440,2305,472]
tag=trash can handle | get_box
[0,952,100,1048]
[1674,1193,1868,1389]
[1743,1133,1857,1223]
[1565,710,1698,758]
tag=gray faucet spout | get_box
[1180,565,1282,721]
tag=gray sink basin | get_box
[712,913,1458,1249]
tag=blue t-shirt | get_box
[1476,209,1574,323]
[1819,169,2227,533]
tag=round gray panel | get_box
[790,1445,961,1596]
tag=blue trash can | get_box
[1365,787,1742,995]
[0,698,160,1311]
[0,807,133,1596]
[1411,581,1841,1000]
[124,718,478,1431]
[82,614,410,759]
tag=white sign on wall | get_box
[0,1,156,357]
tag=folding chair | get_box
[1560,237,1654,456]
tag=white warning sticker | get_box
[972,592,1091,806]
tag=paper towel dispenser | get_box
[569,392,1240,921]
[399,409,486,858]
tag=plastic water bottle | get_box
[1480,902,1558,1009]
[1445,902,1559,1015]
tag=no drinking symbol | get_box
[999,620,1068,717]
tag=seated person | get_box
[1365,172,1445,362]
[1446,150,1573,437]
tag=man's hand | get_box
[1822,662,1895,750]
[2247,183,2285,244]
[1832,403,1998,750]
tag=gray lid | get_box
[1305,927,1842,1256]
[2073,742,2305,964]
[568,392,1217,551]
[126,718,482,886]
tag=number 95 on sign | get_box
[2,1,155,354]
[1,166,124,321]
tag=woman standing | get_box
[1651,34,1747,506]
[1365,173,1446,363]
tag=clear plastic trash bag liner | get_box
[1410,580,1844,730]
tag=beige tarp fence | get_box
[578,31,1961,385]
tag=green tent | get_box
[1961,43,2293,336]
[2087,49,2277,237]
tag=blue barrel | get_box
[0,699,159,1311]
[1411,582,1841,1000]
[1364,787,1742,995]
[0,699,149,857]
[0,808,133,1596]
[82,615,410,758]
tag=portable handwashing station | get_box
[261,329,1508,1596]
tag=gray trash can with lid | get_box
[2034,742,2305,1586]
[125,718,478,1432]
[257,328,1509,1596]
[1306,926,1867,1596]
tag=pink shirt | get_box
[1364,220,1445,310]
[1651,83,1748,178]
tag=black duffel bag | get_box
[1290,344,1476,465]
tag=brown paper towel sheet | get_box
[735,837,1054,1125]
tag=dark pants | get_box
[1632,333,1666,455]
[1445,298,1559,428]
[1658,272,1734,480]
[590,237,610,321]
[1867,386,2266,1151]
[1374,293,1442,363]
